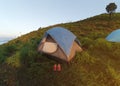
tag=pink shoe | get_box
[53,64,57,71]
[57,64,61,71]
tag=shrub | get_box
[113,49,120,58]
[6,52,21,68]
[81,37,93,49]
[19,44,39,66]
[0,54,6,63]
[106,64,120,85]
[88,32,107,40]
[19,46,31,65]
[75,51,96,64]
[91,38,112,51]
[4,44,17,56]
[0,46,7,63]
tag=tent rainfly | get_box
[38,27,82,62]
[106,29,120,42]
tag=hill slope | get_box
[0,13,120,86]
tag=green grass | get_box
[0,13,120,86]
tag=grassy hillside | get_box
[0,13,120,86]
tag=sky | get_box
[0,0,120,37]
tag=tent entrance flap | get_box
[42,42,57,53]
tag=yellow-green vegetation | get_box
[0,13,120,86]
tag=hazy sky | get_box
[0,0,120,37]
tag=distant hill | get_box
[0,37,14,45]
[0,13,120,86]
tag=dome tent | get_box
[106,29,120,42]
[38,27,82,62]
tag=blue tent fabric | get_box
[46,27,76,56]
[106,29,120,42]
